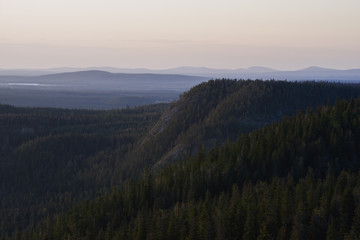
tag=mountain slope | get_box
[25,96,360,240]
[131,80,360,170]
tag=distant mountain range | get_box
[1,66,360,81]
[0,71,208,92]
[0,66,277,76]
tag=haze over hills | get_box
[1,67,359,109]
[0,71,207,109]
[1,66,360,81]
[0,66,277,76]
[0,70,208,91]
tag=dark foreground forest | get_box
[2,80,360,239]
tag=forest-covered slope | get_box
[2,79,360,239]
[0,104,168,238]
[132,80,360,170]
[21,94,360,240]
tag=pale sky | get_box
[1,0,359,70]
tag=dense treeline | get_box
[0,104,168,238]
[19,97,360,239]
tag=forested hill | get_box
[24,93,360,240]
[2,79,360,239]
[132,80,360,170]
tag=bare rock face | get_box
[149,100,184,137]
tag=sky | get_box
[1,0,359,70]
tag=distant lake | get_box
[7,83,61,87]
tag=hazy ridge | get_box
[1,66,360,81]
[0,71,207,109]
